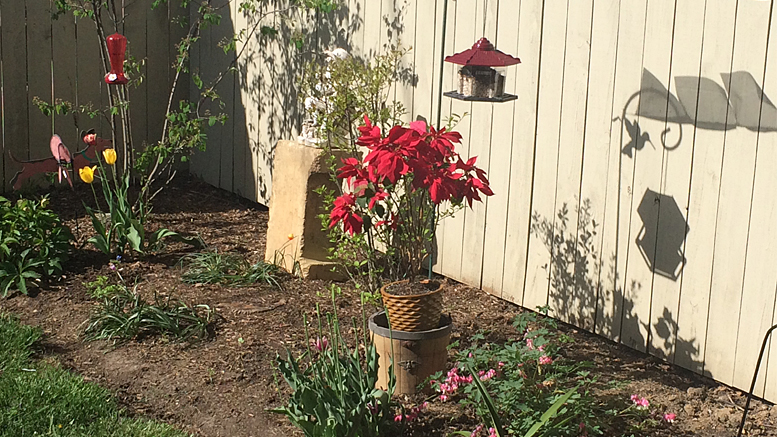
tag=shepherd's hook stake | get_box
[737,323,777,436]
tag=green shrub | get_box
[0,196,73,297]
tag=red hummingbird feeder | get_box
[444,37,520,102]
[105,33,129,85]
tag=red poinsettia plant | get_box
[328,115,493,281]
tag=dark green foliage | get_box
[83,285,216,344]
[0,196,72,297]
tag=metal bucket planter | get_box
[369,311,452,395]
[380,279,444,332]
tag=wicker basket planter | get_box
[380,279,443,332]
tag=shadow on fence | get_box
[530,199,703,374]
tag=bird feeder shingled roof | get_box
[444,37,521,67]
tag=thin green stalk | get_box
[303,313,312,364]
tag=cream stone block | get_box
[265,140,345,280]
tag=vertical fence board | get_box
[432,0,456,275]
[439,0,477,281]
[674,0,736,376]
[191,12,220,187]
[124,0,148,154]
[578,0,620,334]
[51,12,78,144]
[214,6,236,193]
[146,4,169,150]
[649,0,706,366]
[363,0,380,56]
[394,0,415,125]
[620,0,677,353]
[501,0,542,305]
[523,0,568,310]
[702,2,756,384]
[348,0,366,57]
[758,6,777,399]
[231,2,247,199]
[596,0,647,342]
[739,31,777,396]
[74,16,104,139]
[480,0,520,296]
[717,0,773,391]
[255,6,276,203]
[459,0,497,289]
[3,0,29,187]
[548,0,593,327]
[410,0,436,123]
[27,0,52,159]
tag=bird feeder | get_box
[104,33,129,85]
[444,37,520,102]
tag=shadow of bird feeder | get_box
[636,189,689,281]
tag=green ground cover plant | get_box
[433,310,676,437]
[0,196,73,297]
[83,273,216,344]
[0,313,188,437]
[179,251,281,287]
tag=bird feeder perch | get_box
[105,33,129,85]
[444,37,520,102]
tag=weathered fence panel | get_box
[0,1,182,191]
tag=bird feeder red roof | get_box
[444,37,521,67]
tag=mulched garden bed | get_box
[1,176,775,437]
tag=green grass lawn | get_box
[0,313,188,437]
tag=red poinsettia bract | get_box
[329,115,492,235]
[329,192,363,235]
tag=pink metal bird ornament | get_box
[8,129,112,190]
[49,134,73,188]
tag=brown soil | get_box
[384,279,442,296]
[2,176,776,437]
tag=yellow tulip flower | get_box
[102,148,117,165]
[79,166,97,184]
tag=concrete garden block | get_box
[264,140,345,280]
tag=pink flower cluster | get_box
[393,402,428,422]
[538,355,553,365]
[663,412,676,423]
[630,394,650,409]
[471,424,497,437]
[478,369,497,381]
[437,367,474,402]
